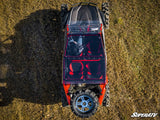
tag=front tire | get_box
[71,89,98,118]
[103,83,110,107]
[102,2,109,29]
[60,4,68,29]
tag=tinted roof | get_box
[69,5,99,25]
[65,34,104,57]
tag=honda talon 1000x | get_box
[60,2,109,118]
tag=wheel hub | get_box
[82,101,88,106]
[75,95,93,113]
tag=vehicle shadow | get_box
[0,9,64,106]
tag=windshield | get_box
[69,5,99,25]
[68,5,101,34]
[65,34,104,57]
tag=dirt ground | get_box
[0,0,159,120]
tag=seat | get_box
[69,62,84,79]
[86,62,103,79]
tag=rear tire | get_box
[71,89,98,118]
[102,2,109,29]
[103,83,110,107]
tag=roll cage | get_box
[63,33,106,84]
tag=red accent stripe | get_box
[100,24,102,31]
[99,84,106,105]
[67,24,69,32]
[86,64,89,69]
[69,71,74,75]
[87,72,91,75]
[106,74,108,84]
[99,75,103,79]
[63,84,71,105]
[87,25,90,32]
[69,63,73,72]
[88,51,92,54]
[80,52,83,56]
[66,34,99,36]
[80,75,84,79]
[72,59,101,62]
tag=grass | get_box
[0,0,160,120]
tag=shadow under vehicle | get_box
[0,9,63,106]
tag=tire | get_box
[102,2,109,29]
[60,4,68,29]
[71,89,99,118]
[61,86,68,107]
[103,83,110,107]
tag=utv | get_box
[61,2,109,118]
